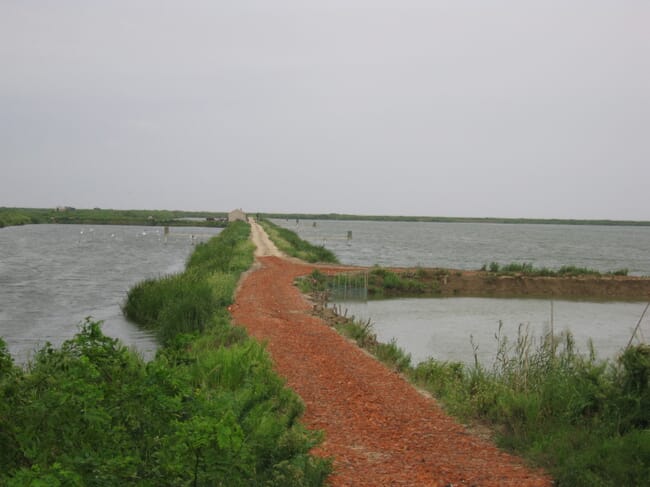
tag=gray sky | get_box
[1,1,648,219]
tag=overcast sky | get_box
[1,1,648,219]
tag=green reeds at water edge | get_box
[122,220,255,346]
[481,261,630,277]
[322,300,650,487]
[0,221,331,486]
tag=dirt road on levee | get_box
[232,221,552,486]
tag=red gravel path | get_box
[230,256,553,486]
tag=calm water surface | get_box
[273,219,650,364]
[274,219,650,275]
[335,298,648,366]
[0,224,221,364]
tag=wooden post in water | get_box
[347,230,352,240]
[550,300,556,356]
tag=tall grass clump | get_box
[481,262,629,277]
[411,324,650,486]
[123,221,253,346]
[259,219,338,263]
[367,267,428,296]
[313,269,650,486]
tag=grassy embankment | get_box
[258,219,338,263]
[269,225,650,486]
[304,269,650,486]
[0,221,331,486]
[0,207,227,228]
[330,307,650,487]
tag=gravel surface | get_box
[230,255,553,486]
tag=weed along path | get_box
[231,228,552,486]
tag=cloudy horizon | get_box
[2,1,648,220]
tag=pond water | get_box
[272,219,650,364]
[334,298,648,366]
[273,219,650,275]
[0,224,221,364]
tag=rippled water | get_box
[274,219,650,275]
[0,224,221,364]
[273,219,650,364]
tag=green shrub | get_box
[1,222,332,485]
[375,339,412,372]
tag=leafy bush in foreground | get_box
[1,221,331,485]
[0,320,329,486]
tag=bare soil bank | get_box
[324,266,650,301]
[412,269,650,301]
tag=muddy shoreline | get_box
[428,269,650,300]
[315,265,650,301]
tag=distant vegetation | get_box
[0,207,227,228]
[0,221,331,485]
[259,219,339,263]
[5,207,648,228]
[304,273,650,486]
[481,262,630,277]
[262,212,650,227]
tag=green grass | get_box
[314,287,650,486]
[259,219,339,263]
[333,319,412,373]
[481,262,629,277]
[0,207,227,228]
[297,267,439,299]
[0,220,332,485]
[123,221,254,346]
[367,267,428,296]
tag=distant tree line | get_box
[0,207,227,228]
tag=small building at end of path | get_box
[228,209,247,222]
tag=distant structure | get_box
[228,208,247,223]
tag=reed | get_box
[320,295,650,486]
[481,261,629,277]
[411,327,650,486]
[123,221,253,345]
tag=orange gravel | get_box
[230,256,553,486]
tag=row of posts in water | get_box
[295,220,353,240]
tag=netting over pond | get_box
[328,272,369,301]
